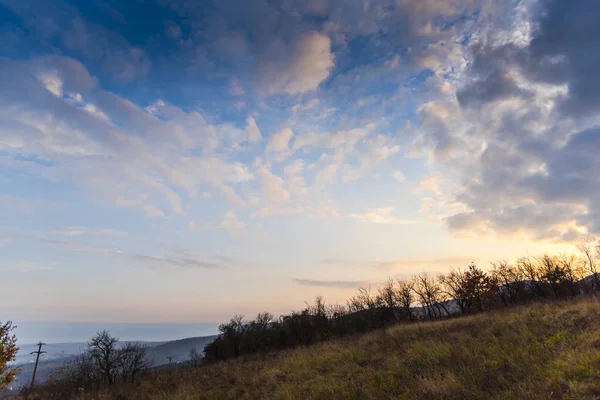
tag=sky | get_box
[1,0,598,343]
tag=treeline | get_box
[204,245,600,362]
[26,330,152,397]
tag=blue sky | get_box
[1,0,598,343]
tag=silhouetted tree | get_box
[88,330,121,386]
[118,342,152,383]
[577,237,600,290]
[413,274,447,319]
[189,347,202,367]
[490,261,525,305]
[395,279,415,321]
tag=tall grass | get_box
[95,296,600,400]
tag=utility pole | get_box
[30,342,47,389]
[166,356,174,365]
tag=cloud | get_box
[129,253,227,270]
[3,0,151,81]
[0,232,14,246]
[256,167,291,205]
[265,128,294,161]
[220,211,245,230]
[244,116,262,142]
[49,227,128,237]
[2,261,52,273]
[0,56,258,216]
[392,170,406,183]
[40,237,231,270]
[283,159,305,176]
[349,207,424,225]
[322,255,485,272]
[292,278,370,289]
[409,0,600,241]
[259,32,335,95]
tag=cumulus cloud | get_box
[0,56,257,217]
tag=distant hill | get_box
[145,335,217,366]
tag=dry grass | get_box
[92,297,600,399]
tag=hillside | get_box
[97,297,600,400]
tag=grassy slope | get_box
[106,297,600,400]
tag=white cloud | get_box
[283,159,305,176]
[266,128,294,152]
[0,57,259,216]
[392,170,406,182]
[349,207,424,225]
[143,205,165,217]
[220,211,245,230]
[265,127,294,161]
[256,167,291,205]
[293,124,375,152]
[245,116,262,142]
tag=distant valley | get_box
[11,335,216,389]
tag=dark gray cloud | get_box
[430,0,600,241]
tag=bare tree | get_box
[88,330,121,386]
[218,315,247,358]
[49,352,101,392]
[118,342,152,383]
[560,254,585,295]
[377,278,399,322]
[395,279,414,321]
[577,237,600,290]
[413,274,447,320]
[440,269,468,314]
[189,347,202,368]
[517,256,543,298]
[490,261,525,305]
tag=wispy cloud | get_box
[49,227,128,237]
[130,254,227,270]
[40,238,230,270]
[292,278,370,289]
[322,256,483,271]
[0,232,14,246]
[2,261,52,273]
